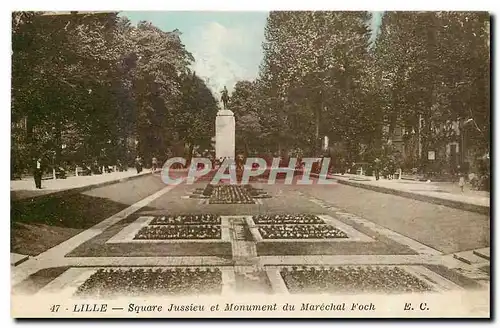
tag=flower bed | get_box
[258,225,347,239]
[134,225,221,240]
[74,268,222,297]
[150,214,220,225]
[253,214,325,225]
[190,184,271,203]
[280,266,433,294]
[209,185,255,204]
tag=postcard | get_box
[11,10,491,318]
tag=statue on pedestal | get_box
[221,86,229,110]
[215,86,235,160]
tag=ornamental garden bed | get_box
[106,216,231,244]
[280,266,433,294]
[247,214,374,245]
[258,225,348,239]
[150,214,220,225]
[74,268,222,298]
[188,184,271,203]
[134,225,221,240]
[209,185,256,204]
[253,214,325,225]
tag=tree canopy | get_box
[11,12,219,176]
[228,11,490,174]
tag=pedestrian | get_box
[373,158,381,181]
[339,158,345,175]
[152,156,158,173]
[135,156,143,174]
[116,159,125,172]
[458,172,465,193]
[387,159,395,180]
[33,157,42,189]
[92,160,102,174]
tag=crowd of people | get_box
[75,268,222,298]
[280,266,433,294]
[258,224,348,239]
[253,214,325,225]
[134,225,221,240]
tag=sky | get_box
[121,11,383,99]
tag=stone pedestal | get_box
[215,109,235,160]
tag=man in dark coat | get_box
[374,157,381,181]
[135,156,143,174]
[33,157,43,189]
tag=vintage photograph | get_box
[10,10,490,318]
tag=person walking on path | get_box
[458,172,466,193]
[135,156,143,174]
[33,157,43,189]
[151,156,158,173]
[373,157,381,181]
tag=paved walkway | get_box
[330,173,490,209]
[11,168,151,201]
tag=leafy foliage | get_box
[11,12,218,175]
[374,12,490,171]
[231,11,374,159]
[229,11,489,175]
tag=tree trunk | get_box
[421,13,438,173]
[186,143,195,166]
[26,113,34,158]
[54,119,62,167]
[315,105,320,156]
[388,66,401,145]
[244,140,250,157]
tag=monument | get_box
[215,86,235,159]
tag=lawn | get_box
[11,193,128,256]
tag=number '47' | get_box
[50,305,60,312]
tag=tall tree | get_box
[374,11,490,172]
[11,12,217,175]
[257,11,373,158]
[175,72,219,162]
